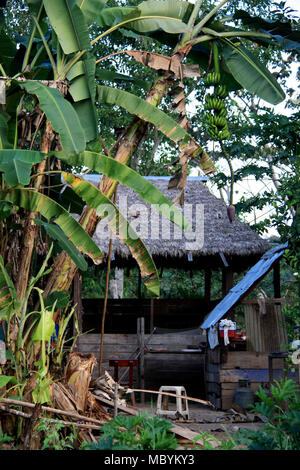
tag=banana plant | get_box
[0,0,289,308]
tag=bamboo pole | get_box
[125,388,213,408]
[98,190,117,376]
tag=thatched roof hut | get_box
[86,175,269,273]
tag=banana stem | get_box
[192,0,230,37]
[220,141,234,206]
[213,42,220,74]
[22,3,43,72]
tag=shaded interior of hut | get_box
[72,257,287,401]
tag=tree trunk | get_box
[15,120,55,301]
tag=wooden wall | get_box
[205,349,297,410]
[76,333,206,398]
[243,301,288,353]
[81,298,220,334]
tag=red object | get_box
[219,330,236,338]
[109,359,139,389]
[219,330,245,339]
[109,359,139,407]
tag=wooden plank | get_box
[241,299,286,304]
[206,348,221,364]
[171,424,220,448]
[220,368,298,383]
[222,352,283,370]
[77,334,205,347]
[221,383,237,391]
[221,382,262,393]
[243,303,288,353]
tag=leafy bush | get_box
[186,431,237,450]
[235,378,300,450]
[37,418,78,450]
[81,414,178,450]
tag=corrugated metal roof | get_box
[200,242,288,330]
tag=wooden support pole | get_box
[137,317,145,405]
[150,298,154,333]
[204,268,211,303]
[114,383,119,417]
[222,268,233,297]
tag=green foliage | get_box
[187,431,236,450]
[0,429,14,448]
[37,418,78,450]
[235,379,300,450]
[81,413,178,450]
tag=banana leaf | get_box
[122,0,190,33]
[1,188,104,264]
[19,81,86,154]
[0,149,45,187]
[96,69,151,91]
[43,0,90,55]
[57,150,191,231]
[233,9,300,52]
[76,0,108,23]
[97,85,189,143]
[33,219,88,271]
[63,172,160,296]
[220,41,286,105]
[0,112,12,149]
[67,54,98,142]
[32,308,55,342]
[96,1,188,34]
[97,85,215,173]
[42,1,97,141]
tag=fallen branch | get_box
[0,398,106,425]
[0,404,103,431]
[39,417,103,431]
[126,388,214,408]
[0,404,31,419]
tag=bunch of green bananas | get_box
[204,73,230,141]
[204,72,221,86]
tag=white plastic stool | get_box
[156,386,189,420]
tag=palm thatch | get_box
[87,176,269,271]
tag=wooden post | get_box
[137,317,145,405]
[114,383,119,417]
[204,268,211,303]
[273,261,281,299]
[150,298,154,333]
[222,268,233,297]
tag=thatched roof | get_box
[87,176,269,271]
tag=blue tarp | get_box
[200,242,288,330]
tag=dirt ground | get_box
[134,399,264,445]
